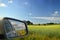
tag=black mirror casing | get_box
[3,17,28,39]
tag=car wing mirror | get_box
[3,17,28,39]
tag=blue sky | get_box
[0,0,60,24]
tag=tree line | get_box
[23,20,33,25]
[23,20,60,25]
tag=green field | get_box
[13,25,60,40]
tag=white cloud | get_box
[29,13,32,16]
[52,11,60,16]
[24,2,28,5]
[8,0,13,4]
[31,17,60,21]
[0,3,7,7]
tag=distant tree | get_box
[43,24,46,25]
[26,21,33,25]
[47,23,55,25]
[23,20,33,25]
[38,24,40,25]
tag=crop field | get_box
[13,25,60,40]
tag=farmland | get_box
[13,25,60,40]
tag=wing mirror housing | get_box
[3,17,28,39]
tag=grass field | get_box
[13,25,60,40]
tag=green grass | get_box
[13,25,60,40]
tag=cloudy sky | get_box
[0,0,60,24]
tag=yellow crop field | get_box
[12,25,60,40]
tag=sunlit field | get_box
[14,25,60,40]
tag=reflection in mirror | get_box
[9,20,26,36]
[4,19,27,38]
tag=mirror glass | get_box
[4,19,27,38]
